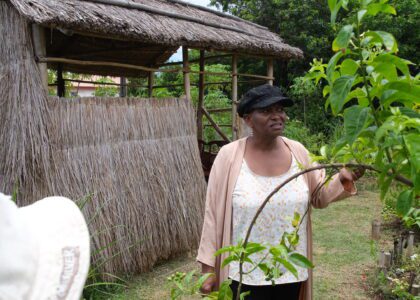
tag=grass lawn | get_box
[109,189,382,299]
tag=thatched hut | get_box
[0,0,302,276]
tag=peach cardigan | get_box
[197,137,356,300]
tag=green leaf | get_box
[276,257,298,279]
[396,190,414,216]
[373,54,413,78]
[214,246,235,257]
[383,81,420,100]
[289,253,315,269]
[332,25,354,52]
[374,62,398,81]
[320,145,328,158]
[366,3,396,16]
[381,90,418,107]
[292,212,300,228]
[269,245,288,258]
[221,256,239,268]
[329,0,341,25]
[344,106,370,145]
[240,291,251,300]
[217,280,233,300]
[258,263,270,274]
[245,243,266,255]
[328,75,355,114]
[326,51,343,84]
[340,59,359,76]
[365,31,398,53]
[357,9,367,22]
[400,107,420,119]
[404,133,420,171]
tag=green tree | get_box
[210,0,419,80]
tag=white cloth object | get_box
[0,194,90,300]
[229,156,309,285]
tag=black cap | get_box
[237,84,293,117]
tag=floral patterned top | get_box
[228,155,309,285]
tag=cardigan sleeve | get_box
[308,166,356,209]
[196,148,225,267]
[287,138,357,209]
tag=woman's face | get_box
[244,103,287,138]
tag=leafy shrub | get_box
[283,120,325,154]
[288,77,340,138]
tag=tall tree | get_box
[210,0,419,80]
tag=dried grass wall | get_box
[46,97,207,274]
[0,1,51,197]
[0,2,207,275]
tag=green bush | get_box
[287,77,340,138]
[283,120,325,154]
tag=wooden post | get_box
[393,239,399,263]
[57,64,65,97]
[31,24,48,92]
[202,108,231,142]
[378,251,385,268]
[231,54,238,140]
[182,46,191,101]
[267,58,274,85]
[197,50,205,140]
[147,72,154,98]
[411,285,419,296]
[371,219,381,240]
[384,252,392,269]
[406,231,415,257]
[119,77,127,97]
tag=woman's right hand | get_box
[200,263,216,294]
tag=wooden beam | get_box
[57,63,65,97]
[204,79,265,86]
[197,50,205,140]
[159,54,232,66]
[267,58,274,85]
[202,107,231,142]
[182,46,191,101]
[231,54,239,140]
[207,108,231,113]
[190,70,274,80]
[37,57,274,80]
[37,57,181,74]
[31,25,48,92]
[148,72,154,98]
[204,124,232,127]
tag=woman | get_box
[197,84,364,300]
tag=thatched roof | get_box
[9,0,303,76]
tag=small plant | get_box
[403,208,420,229]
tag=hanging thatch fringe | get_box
[0,1,51,199]
[48,96,207,275]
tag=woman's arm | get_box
[200,263,216,294]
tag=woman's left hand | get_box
[339,167,365,192]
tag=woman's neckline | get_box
[243,153,294,178]
[243,136,294,178]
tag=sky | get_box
[170,0,218,61]
[185,0,212,8]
